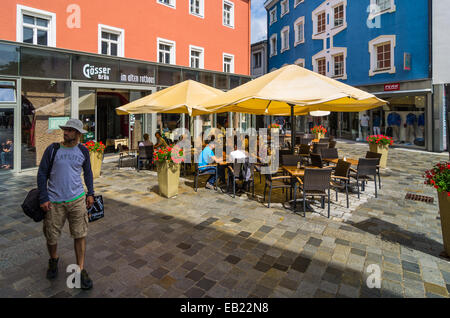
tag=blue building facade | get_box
[264,0,440,151]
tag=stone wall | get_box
[35,116,63,166]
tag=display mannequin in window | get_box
[387,112,401,142]
[373,114,381,135]
[405,113,417,145]
[360,113,370,141]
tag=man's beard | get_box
[64,135,76,143]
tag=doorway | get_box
[0,79,17,173]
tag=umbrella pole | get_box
[290,104,295,154]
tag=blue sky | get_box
[251,0,267,44]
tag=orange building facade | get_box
[0,0,250,75]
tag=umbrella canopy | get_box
[115,80,223,116]
[201,64,386,115]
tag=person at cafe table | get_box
[198,139,225,190]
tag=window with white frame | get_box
[316,11,326,34]
[269,7,277,25]
[334,4,344,28]
[253,52,262,69]
[369,0,396,17]
[369,35,396,76]
[158,0,175,8]
[317,58,326,75]
[294,17,305,46]
[190,46,204,69]
[281,26,290,52]
[294,0,304,8]
[280,0,289,17]
[158,38,176,64]
[223,1,235,28]
[270,34,277,57]
[376,0,391,11]
[333,54,344,77]
[223,54,234,73]
[190,0,204,17]
[99,25,124,57]
[17,5,56,47]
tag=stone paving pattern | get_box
[1,141,450,298]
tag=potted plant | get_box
[269,123,280,134]
[424,162,450,258]
[311,125,327,140]
[367,135,393,168]
[153,145,185,198]
[83,140,105,179]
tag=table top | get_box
[282,165,322,177]
[324,158,359,166]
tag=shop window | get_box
[190,0,204,17]
[230,76,240,89]
[0,81,16,103]
[21,79,71,169]
[20,47,70,79]
[223,1,234,28]
[369,0,396,19]
[199,72,214,86]
[0,108,14,171]
[157,66,182,86]
[190,46,204,69]
[215,74,228,90]
[223,54,234,73]
[99,25,124,57]
[158,38,176,65]
[182,69,199,81]
[0,44,19,76]
[17,5,56,47]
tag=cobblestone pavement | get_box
[1,141,450,298]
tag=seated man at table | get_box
[229,135,247,162]
[198,139,225,190]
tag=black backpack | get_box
[21,143,60,222]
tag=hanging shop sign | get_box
[384,83,400,92]
[48,117,70,130]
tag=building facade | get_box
[0,0,251,173]
[264,0,446,152]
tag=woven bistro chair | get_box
[297,144,311,165]
[329,140,337,149]
[194,163,218,192]
[300,137,313,145]
[330,159,352,208]
[349,158,379,199]
[263,171,293,208]
[320,148,339,167]
[296,168,333,218]
[365,151,382,189]
[227,160,256,198]
[318,137,330,144]
[309,153,324,168]
[312,142,329,155]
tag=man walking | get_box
[360,112,370,141]
[37,119,95,290]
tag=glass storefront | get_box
[21,79,71,169]
[0,108,14,171]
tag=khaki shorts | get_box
[43,196,89,245]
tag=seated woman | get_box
[139,133,153,147]
[154,131,169,148]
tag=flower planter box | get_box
[89,151,103,179]
[157,161,181,198]
[314,132,325,140]
[369,143,389,168]
[438,191,450,257]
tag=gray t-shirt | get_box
[48,144,86,203]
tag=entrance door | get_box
[0,80,17,172]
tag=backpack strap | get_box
[47,143,60,179]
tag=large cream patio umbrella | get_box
[201,64,386,151]
[115,80,223,116]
